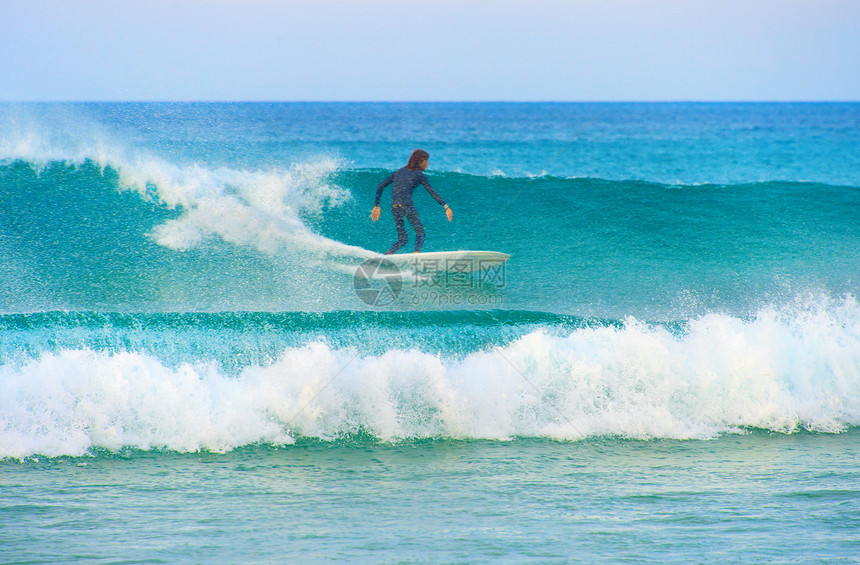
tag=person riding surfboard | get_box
[371,149,453,254]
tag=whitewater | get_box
[1,299,859,459]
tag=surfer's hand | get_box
[445,205,453,221]
[371,206,381,222]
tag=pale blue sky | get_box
[1,0,858,101]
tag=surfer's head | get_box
[406,149,429,171]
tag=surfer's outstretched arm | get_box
[372,173,395,222]
[421,175,453,221]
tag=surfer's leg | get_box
[386,205,409,254]
[404,206,425,252]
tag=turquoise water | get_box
[3,434,859,563]
[1,102,859,562]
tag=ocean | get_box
[1,102,859,562]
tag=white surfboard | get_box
[381,250,510,273]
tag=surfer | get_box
[371,149,453,254]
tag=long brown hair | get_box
[406,149,429,171]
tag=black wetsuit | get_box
[375,167,447,254]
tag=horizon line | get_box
[2,99,859,105]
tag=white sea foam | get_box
[2,299,858,457]
[0,107,375,263]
